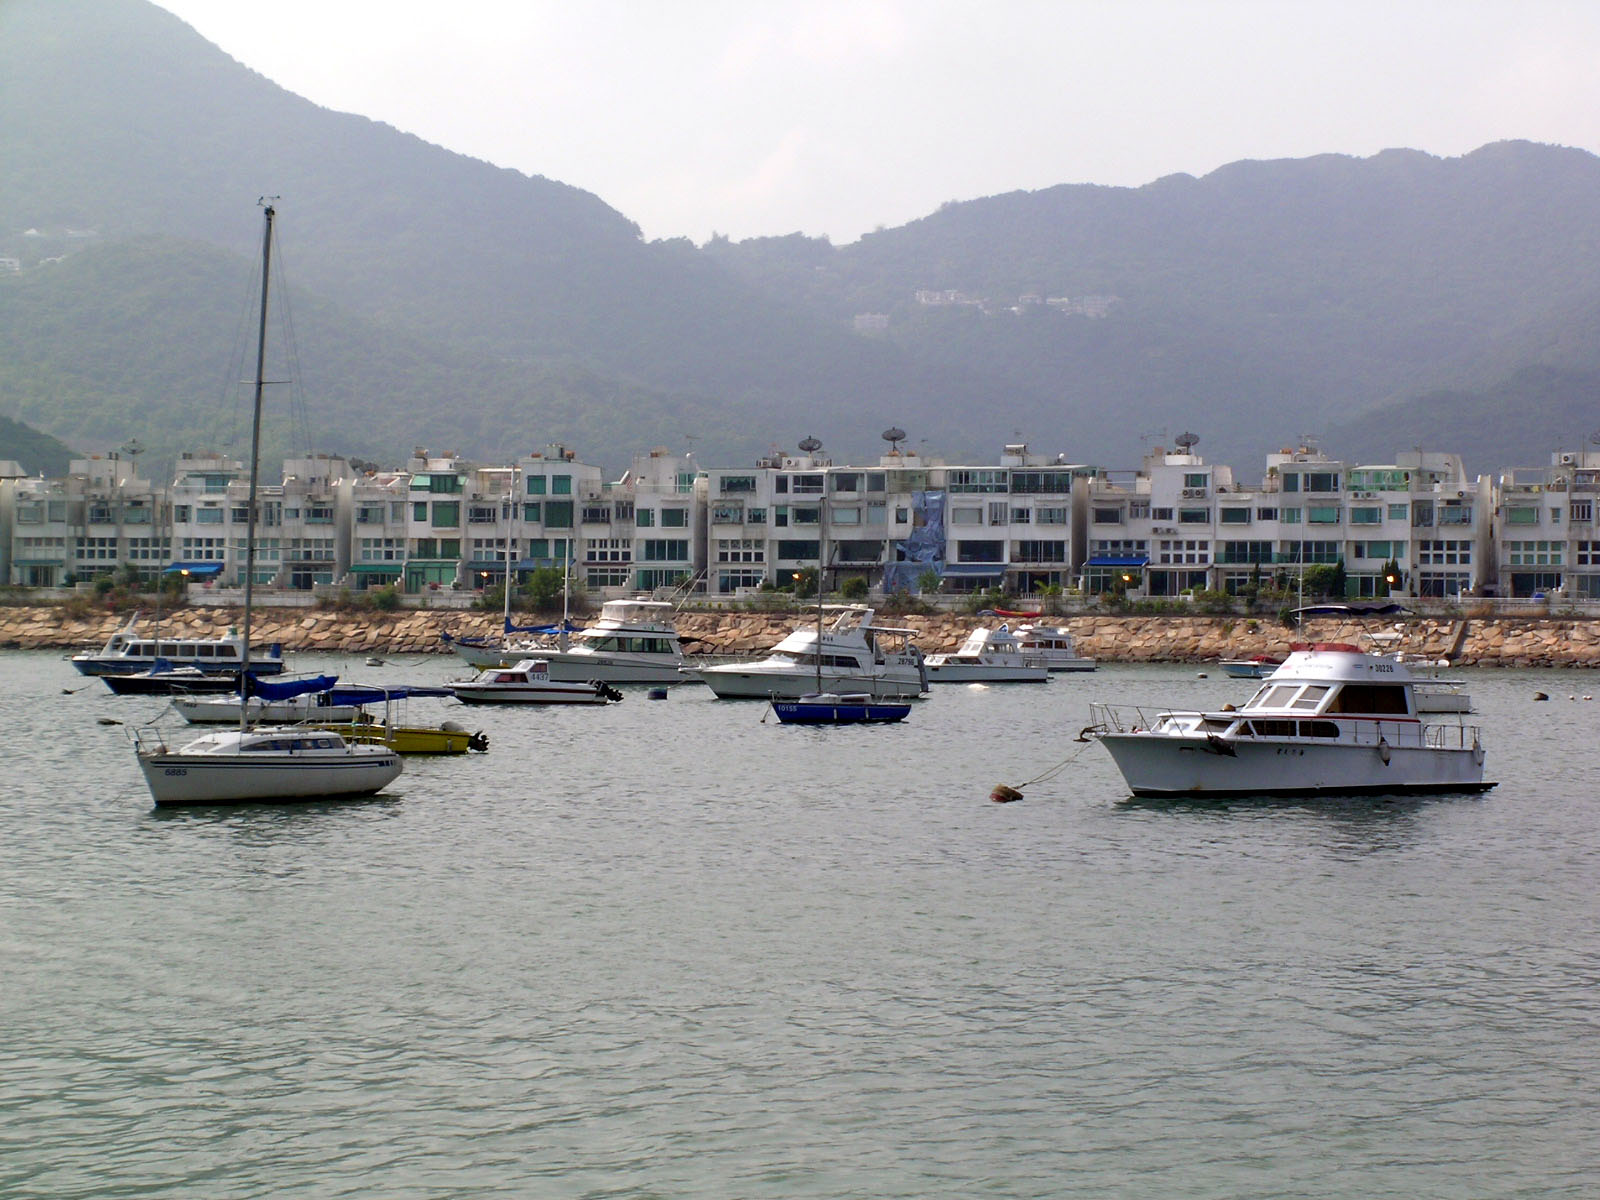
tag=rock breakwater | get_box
[4,604,1597,668]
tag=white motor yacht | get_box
[535,599,690,683]
[1012,623,1095,671]
[689,605,927,699]
[1086,642,1493,798]
[925,625,1049,683]
[72,612,285,677]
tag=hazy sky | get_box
[151,0,1600,245]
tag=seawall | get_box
[6,604,1598,668]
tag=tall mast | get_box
[503,465,514,641]
[239,201,274,724]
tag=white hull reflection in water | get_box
[10,651,1597,1198]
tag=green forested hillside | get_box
[0,414,79,477]
[2,0,1598,477]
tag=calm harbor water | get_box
[2,648,1597,1198]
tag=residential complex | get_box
[3,438,1597,602]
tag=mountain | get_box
[0,414,79,478]
[3,0,1598,478]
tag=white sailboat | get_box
[132,203,403,806]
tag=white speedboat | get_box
[1218,653,1283,679]
[72,612,285,677]
[134,724,402,806]
[925,625,1049,683]
[689,605,927,700]
[1086,642,1493,798]
[172,679,454,725]
[450,659,623,705]
[1013,623,1095,671]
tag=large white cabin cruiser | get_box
[1087,642,1493,798]
[925,625,1049,683]
[72,612,285,677]
[534,599,689,683]
[690,605,928,699]
[1012,624,1095,672]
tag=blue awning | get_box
[163,561,224,577]
[1084,556,1149,567]
[941,563,1007,577]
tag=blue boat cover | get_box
[246,673,339,700]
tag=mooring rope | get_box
[991,735,1098,802]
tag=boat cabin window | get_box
[1289,685,1329,711]
[1247,719,1298,737]
[196,645,215,658]
[1299,720,1340,738]
[1199,717,1235,732]
[1327,683,1409,715]
[1247,684,1300,709]
[217,647,239,659]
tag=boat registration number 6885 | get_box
[164,768,189,776]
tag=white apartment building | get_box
[1492,449,1600,599]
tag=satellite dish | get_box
[1175,431,1199,450]
[881,426,907,452]
[1590,428,1600,446]
[798,435,822,454]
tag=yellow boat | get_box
[314,719,488,755]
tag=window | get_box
[1417,539,1471,565]
[197,507,224,524]
[582,504,611,524]
[792,506,820,525]
[831,472,862,493]
[1184,473,1207,488]
[1157,539,1209,564]
[1505,507,1539,526]
[1015,540,1067,562]
[1037,506,1068,525]
[1571,500,1594,524]
[1350,506,1382,525]
[660,508,687,528]
[636,508,655,528]
[585,538,631,563]
[641,539,688,561]
[720,475,756,495]
[1220,508,1252,524]
[988,501,1009,526]
[956,540,1005,563]
[1092,506,1122,524]
[776,540,820,561]
[1178,508,1210,524]
[468,505,498,524]
[552,475,572,495]
[717,539,764,563]
[947,469,1008,493]
[1010,507,1032,524]
[432,501,460,528]
[1257,507,1277,522]
[1437,504,1473,526]
[1216,540,1273,564]
[951,506,983,526]
[1506,540,1561,566]
[1011,470,1073,494]
[1307,506,1341,524]
[544,501,574,529]
[525,475,547,496]
[1151,507,1173,521]
[832,507,860,525]
[523,502,541,523]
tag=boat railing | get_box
[1086,704,1481,750]
[131,725,171,755]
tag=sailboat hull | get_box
[137,745,403,806]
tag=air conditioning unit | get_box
[1560,453,1577,465]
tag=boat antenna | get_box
[239,198,276,727]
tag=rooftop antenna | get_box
[882,426,907,454]
[798,435,822,455]
[1174,431,1199,452]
